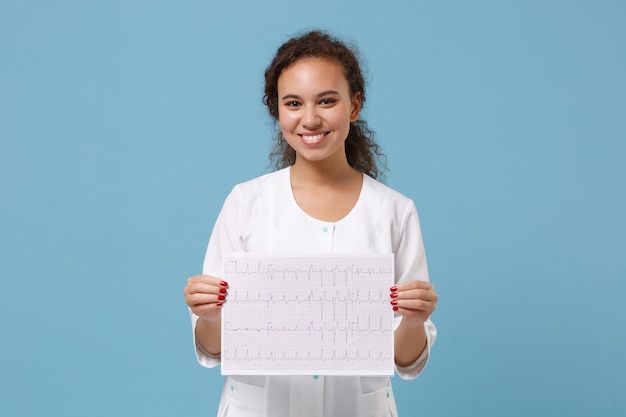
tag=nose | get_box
[302,105,321,128]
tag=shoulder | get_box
[226,168,289,203]
[232,167,288,192]
[362,174,415,209]
[360,175,421,233]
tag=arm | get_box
[195,313,222,355]
[391,200,438,376]
[184,275,229,355]
[184,186,244,366]
[392,280,438,367]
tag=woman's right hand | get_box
[183,275,229,322]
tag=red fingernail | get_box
[218,295,226,301]
[390,293,398,298]
[219,288,227,294]
[393,306,399,312]
[390,286,397,292]
[216,302,223,307]
[220,281,228,287]
[391,300,398,305]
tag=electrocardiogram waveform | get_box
[221,254,394,375]
[224,315,393,344]
[223,347,393,363]
[224,259,392,287]
[228,288,388,322]
[231,289,388,304]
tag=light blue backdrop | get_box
[1,1,624,416]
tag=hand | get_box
[183,275,229,323]
[390,280,438,326]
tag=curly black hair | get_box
[263,30,386,180]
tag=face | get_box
[277,57,361,166]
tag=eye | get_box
[284,100,301,107]
[320,98,336,105]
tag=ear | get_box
[350,92,362,122]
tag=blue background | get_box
[1,1,624,416]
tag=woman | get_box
[183,30,438,417]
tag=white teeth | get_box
[302,133,325,142]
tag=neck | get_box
[290,155,358,186]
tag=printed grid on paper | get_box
[221,253,394,375]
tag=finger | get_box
[185,281,228,296]
[193,302,224,317]
[186,292,227,307]
[394,288,438,302]
[393,280,433,292]
[392,307,432,323]
[393,298,436,313]
[184,278,229,297]
[187,275,229,288]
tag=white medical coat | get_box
[190,167,437,417]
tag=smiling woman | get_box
[277,58,361,170]
[277,57,365,222]
[2,1,624,416]
[264,31,385,181]
[183,30,438,417]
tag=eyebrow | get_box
[280,90,340,100]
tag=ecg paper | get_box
[221,253,395,375]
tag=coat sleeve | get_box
[189,186,245,368]
[392,199,437,379]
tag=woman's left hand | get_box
[390,281,438,326]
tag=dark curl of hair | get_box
[263,30,386,180]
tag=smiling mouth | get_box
[300,133,327,143]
